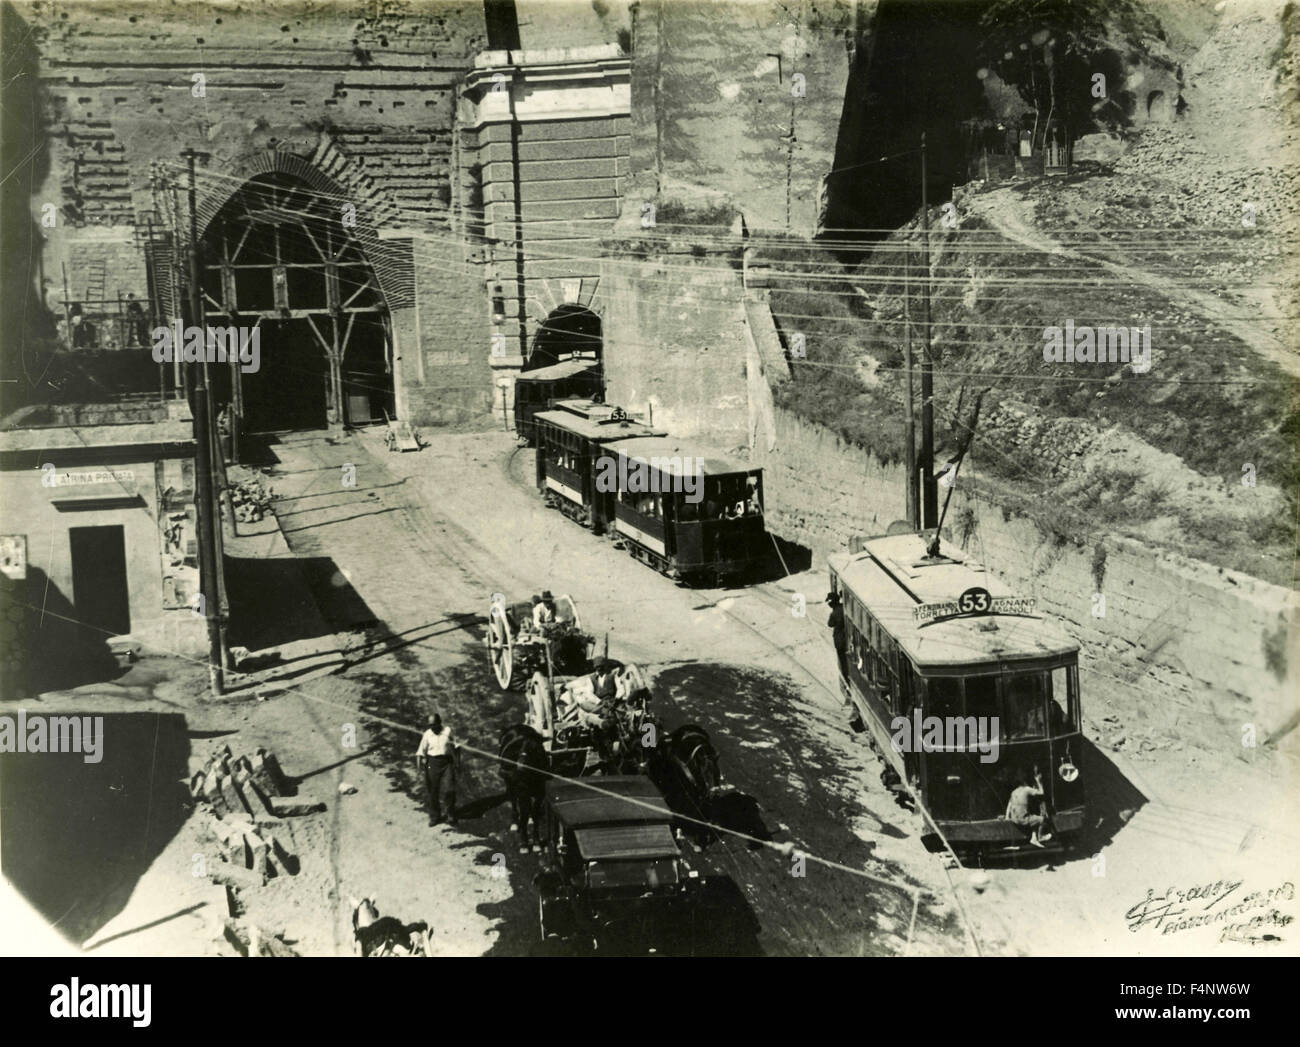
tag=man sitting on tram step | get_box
[1005,769,1054,848]
[533,590,558,631]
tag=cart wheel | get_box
[525,672,551,735]
[485,603,514,690]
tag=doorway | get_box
[69,525,130,637]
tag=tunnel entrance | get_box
[200,172,392,432]
[526,304,601,372]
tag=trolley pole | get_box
[903,249,918,531]
[183,147,224,695]
[919,131,937,531]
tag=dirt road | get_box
[19,426,1296,957]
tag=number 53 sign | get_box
[913,587,1037,625]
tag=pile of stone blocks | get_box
[190,745,326,889]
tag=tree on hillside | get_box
[979,0,1171,151]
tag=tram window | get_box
[1004,672,1047,739]
[1049,665,1076,732]
[677,497,699,522]
[928,678,962,718]
[965,675,999,720]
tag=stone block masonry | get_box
[191,744,316,885]
[18,0,497,428]
[628,0,858,237]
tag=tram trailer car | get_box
[513,360,604,444]
[599,436,767,586]
[828,533,1085,852]
[534,401,663,531]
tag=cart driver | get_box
[533,590,558,631]
[592,658,619,703]
[571,660,623,729]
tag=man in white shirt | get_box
[533,590,557,631]
[416,714,459,827]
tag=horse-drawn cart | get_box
[525,661,654,776]
[484,591,595,690]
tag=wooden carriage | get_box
[524,661,655,777]
[483,591,596,690]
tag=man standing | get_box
[826,591,848,683]
[416,714,459,827]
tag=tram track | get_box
[266,431,1295,957]
[496,438,981,955]
[250,430,987,955]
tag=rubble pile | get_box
[190,745,326,889]
[229,477,276,524]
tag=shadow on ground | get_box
[0,712,191,945]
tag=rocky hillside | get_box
[772,0,1300,585]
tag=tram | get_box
[597,436,767,585]
[533,400,662,531]
[512,359,604,444]
[533,400,770,585]
[828,533,1085,852]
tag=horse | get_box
[349,896,431,956]
[498,724,549,852]
[656,724,730,841]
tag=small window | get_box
[1004,672,1047,739]
[965,675,999,720]
[928,677,962,718]
[1049,665,1076,733]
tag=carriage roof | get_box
[545,776,674,829]
[516,359,601,383]
[534,408,662,443]
[601,436,757,478]
[829,533,1078,669]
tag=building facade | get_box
[0,401,202,696]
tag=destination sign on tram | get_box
[913,587,1037,624]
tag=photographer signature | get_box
[1125,879,1294,943]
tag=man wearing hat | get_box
[416,713,459,827]
[532,589,557,631]
[826,591,848,682]
[592,657,619,703]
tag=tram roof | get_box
[828,532,1078,668]
[602,436,757,478]
[535,407,662,442]
[515,359,602,382]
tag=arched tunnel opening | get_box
[526,304,602,372]
[199,172,393,433]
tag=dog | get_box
[349,896,432,956]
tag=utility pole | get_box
[903,248,918,531]
[183,147,224,695]
[919,131,937,531]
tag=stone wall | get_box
[19,0,492,426]
[600,232,750,441]
[628,0,859,236]
[751,402,1300,741]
